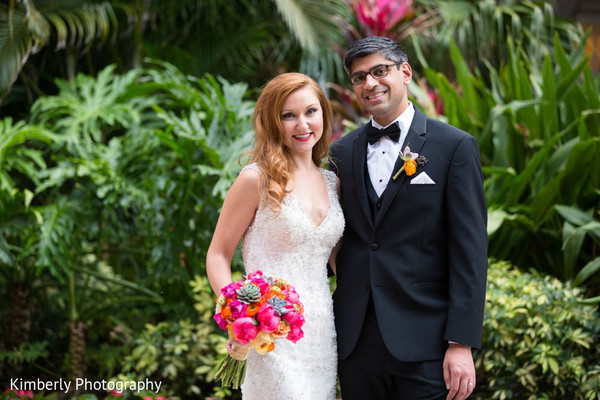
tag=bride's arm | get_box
[328,176,343,275]
[328,240,342,275]
[206,168,260,296]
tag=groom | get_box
[329,36,488,400]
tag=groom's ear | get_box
[400,62,412,85]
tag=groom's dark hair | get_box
[343,36,408,73]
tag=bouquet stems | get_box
[215,355,247,389]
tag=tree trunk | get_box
[10,282,31,348]
[68,320,86,395]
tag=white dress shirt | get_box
[367,102,415,197]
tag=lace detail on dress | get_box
[239,163,344,400]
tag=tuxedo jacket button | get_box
[370,243,379,250]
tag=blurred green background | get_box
[1,1,599,399]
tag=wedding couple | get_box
[206,36,488,400]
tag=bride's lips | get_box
[293,133,313,142]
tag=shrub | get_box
[116,275,228,400]
[475,261,600,399]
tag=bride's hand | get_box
[227,337,251,361]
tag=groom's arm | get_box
[443,134,488,348]
[442,133,487,400]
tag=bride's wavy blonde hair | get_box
[244,72,333,214]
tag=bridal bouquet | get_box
[213,270,305,388]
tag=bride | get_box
[206,72,344,399]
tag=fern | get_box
[0,341,49,364]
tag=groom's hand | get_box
[443,343,475,400]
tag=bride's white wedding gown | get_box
[240,164,344,400]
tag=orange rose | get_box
[273,321,291,338]
[404,160,417,176]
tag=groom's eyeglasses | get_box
[350,63,401,86]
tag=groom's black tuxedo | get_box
[329,106,488,363]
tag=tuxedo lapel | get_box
[352,126,374,228]
[375,108,428,227]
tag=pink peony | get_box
[251,278,270,295]
[232,316,259,345]
[257,304,281,332]
[221,282,238,298]
[286,325,304,343]
[213,313,228,330]
[283,309,305,328]
[245,270,263,280]
[228,300,247,319]
[286,291,300,304]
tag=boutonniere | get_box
[392,146,428,180]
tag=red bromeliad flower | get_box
[352,0,413,37]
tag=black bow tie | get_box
[367,122,400,145]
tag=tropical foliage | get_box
[419,35,600,289]
[0,0,351,114]
[0,61,254,392]
[475,260,600,399]
[412,0,583,76]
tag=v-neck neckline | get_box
[288,169,331,229]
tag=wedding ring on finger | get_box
[468,382,474,386]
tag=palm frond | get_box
[0,3,33,102]
[273,0,351,55]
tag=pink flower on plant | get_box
[3,389,34,399]
[110,391,123,397]
[257,304,281,332]
[428,90,444,115]
[352,0,412,37]
[232,316,259,345]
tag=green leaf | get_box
[573,257,600,286]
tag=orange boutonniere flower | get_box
[393,146,428,180]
